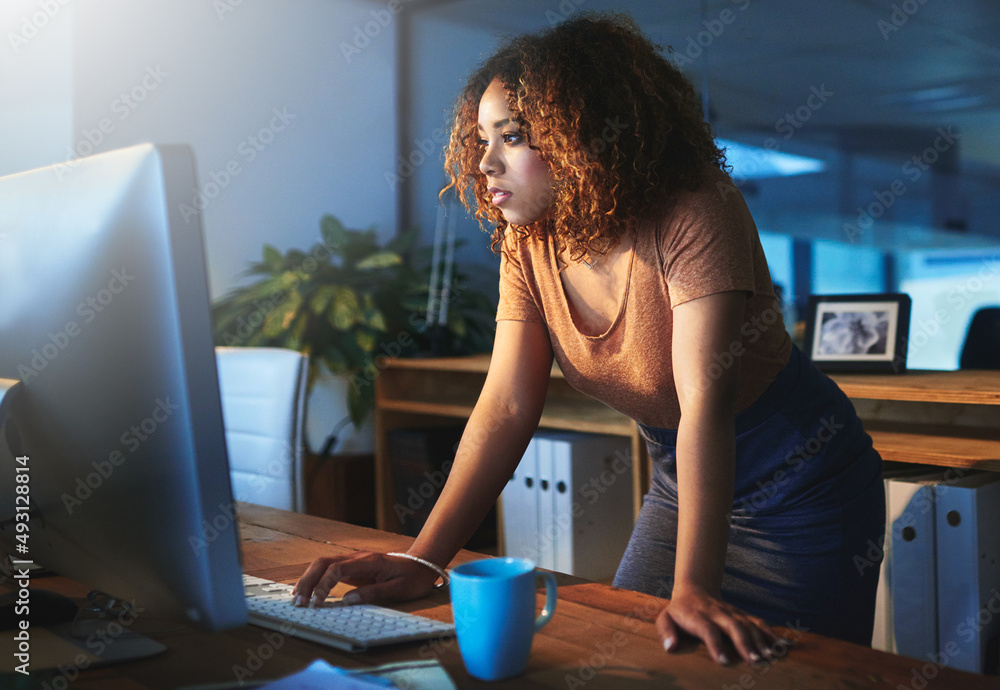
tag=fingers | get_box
[746,615,781,658]
[697,618,731,665]
[655,606,679,652]
[658,605,728,664]
[292,551,439,607]
[657,598,783,666]
[717,615,764,663]
[292,552,384,606]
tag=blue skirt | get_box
[613,345,885,646]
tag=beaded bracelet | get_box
[386,552,450,588]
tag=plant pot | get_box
[305,363,375,455]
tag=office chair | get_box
[959,307,1000,370]
[215,346,309,512]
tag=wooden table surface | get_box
[25,503,996,689]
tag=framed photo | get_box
[803,293,911,373]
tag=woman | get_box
[295,14,885,664]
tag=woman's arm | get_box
[408,319,553,568]
[294,319,553,604]
[658,290,777,664]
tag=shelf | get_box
[866,422,1000,471]
[374,355,1000,533]
[831,369,1000,405]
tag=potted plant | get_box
[211,215,495,443]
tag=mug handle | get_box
[534,571,558,631]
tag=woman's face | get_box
[477,79,555,226]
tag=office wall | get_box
[2,0,399,299]
[0,1,74,179]
[407,13,503,299]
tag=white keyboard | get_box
[243,575,455,652]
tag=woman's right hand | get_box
[292,551,441,607]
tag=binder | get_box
[872,467,943,652]
[888,471,944,660]
[934,472,1000,674]
[550,437,575,574]
[539,430,633,581]
[535,436,556,570]
[503,430,634,581]
[501,437,540,563]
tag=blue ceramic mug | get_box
[449,557,557,681]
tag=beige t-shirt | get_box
[496,170,792,429]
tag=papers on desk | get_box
[260,659,456,690]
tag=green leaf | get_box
[310,284,337,314]
[262,244,282,269]
[320,215,348,253]
[355,330,377,352]
[277,271,302,291]
[355,250,403,271]
[366,308,388,332]
[329,287,360,330]
[285,249,308,271]
[263,290,301,338]
[284,313,309,352]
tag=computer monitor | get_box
[0,143,246,631]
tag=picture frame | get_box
[803,293,912,373]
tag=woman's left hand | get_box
[656,585,779,665]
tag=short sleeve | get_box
[659,180,758,308]
[495,240,544,323]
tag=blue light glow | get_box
[718,138,826,179]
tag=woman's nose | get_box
[479,143,502,176]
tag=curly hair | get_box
[441,13,727,263]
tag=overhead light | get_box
[718,139,826,180]
[906,95,988,112]
[877,85,990,112]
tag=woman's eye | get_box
[502,132,524,145]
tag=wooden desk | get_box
[32,504,988,689]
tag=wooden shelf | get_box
[865,422,1000,470]
[374,356,1000,532]
[831,369,1000,405]
[827,369,1000,472]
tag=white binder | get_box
[501,430,634,582]
[539,430,633,581]
[872,467,943,652]
[535,436,556,570]
[888,471,944,660]
[934,472,1000,674]
[501,437,540,563]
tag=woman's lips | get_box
[488,187,512,205]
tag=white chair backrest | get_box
[215,346,308,512]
